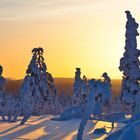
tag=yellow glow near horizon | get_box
[0,0,140,79]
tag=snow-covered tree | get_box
[102,72,112,102]
[119,11,140,112]
[0,65,6,121]
[0,65,5,98]
[73,68,85,104]
[77,79,101,140]
[20,47,57,115]
[0,66,18,122]
[77,73,112,140]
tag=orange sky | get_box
[0,0,140,79]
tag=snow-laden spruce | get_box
[105,10,140,140]
[0,65,5,98]
[0,65,15,122]
[0,65,6,121]
[77,72,112,140]
[73,68,85,103]
[20,47,58,115]
[119,11,140,113]
[52,67,112,123]
[51,68,89,121]
[0,65,27,124]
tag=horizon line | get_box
[6,77,122,81]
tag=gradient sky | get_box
[0,0,140,79]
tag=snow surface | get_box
[0,115,125,140]
[119,120,140,140]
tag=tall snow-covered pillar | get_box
[119,11,140,108]
[73,68,84,100]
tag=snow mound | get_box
[119,120,140,140]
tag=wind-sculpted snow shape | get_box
[119,11,140,113]
[77,73,112,140]
[96,73,112,104]
[102,72,112,94]
[77,80,97,140]
[73,68,85,104]
[52,70,112,124]
[51,106,83,121]
[20,47,58,116]
[51,68,89,121]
